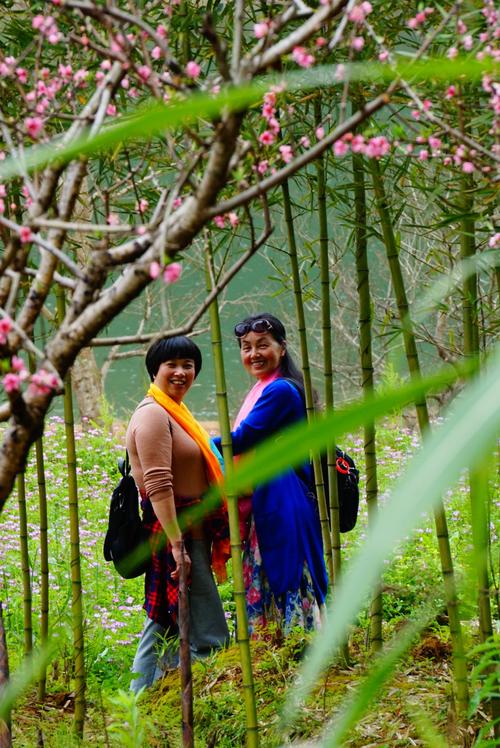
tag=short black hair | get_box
[145,336,202,381]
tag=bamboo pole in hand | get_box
[0,602,12,748]
[206,248,259,748]
[178,543,193,748]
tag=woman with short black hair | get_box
[127,335,229,693]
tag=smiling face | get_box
[239,331,285,380]
[153,358,196,403]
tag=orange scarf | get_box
[147,383,229,580]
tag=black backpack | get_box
[283,378,360,532]
[103,453,151,579]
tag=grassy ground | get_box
[0,415,498,746]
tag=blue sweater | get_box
[214,379,328,603]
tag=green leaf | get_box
[281,345,500,724]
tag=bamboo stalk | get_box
[205,249,259,748]
[56,290,86,737]
[315,100,342,588]
[0,602,12,747]
[35,436,49,702]
[370,158,469,712]
[352,150,382,653]
[281,179,334,584]
[16,472,33,657]
[178,544,193,748]
[459,172,498,736]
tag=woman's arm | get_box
[133,405,190,577]
[225,380,303,455]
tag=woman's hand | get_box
[171,541,191,581]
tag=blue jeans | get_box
[130,538,229,693]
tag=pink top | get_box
[233,370,280,429]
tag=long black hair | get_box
[233,312,305,399]
[145,335,202,381]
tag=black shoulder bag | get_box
[103,452,151,579]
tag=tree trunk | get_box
[352,150,382,653]
[35,436,49,702]
[73,347,104,427]
[370,158,469,713]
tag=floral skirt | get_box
[242,518,321,636]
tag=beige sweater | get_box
[126,397,209,505]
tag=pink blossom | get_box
[365,136,390,159]
[58,64,72,80]
[418,149,429,161]
[106,104,117,116]
[24,117,43,138]
[0,319,12,340]
[351,134,366,153]
[107,213,119,226]
[333,140,349,156]
[428,136,442,150]
[378,50,389,62]
[262,102,275,120]
[407,18,419,30]
[462,34,474,50]
[149,261,161,279]
[268,117,280,135]
[292,46,315,68]
[32,15,45,30]
[213,215,226,228]
[335,64,346,82]
[19,227,33,243]
[300,136,310,148]
[447,46,458,59]
[443,156,452,166]
[185,61,201,79]
[163,262,182,285]
[29,369,59,396]
[411,109,420,120]
[138,65,151,82]
[259,130,276,146]
[228,212,239,228]
[173,197,183,209]
[462,161,474,173]
[2,373,21,394]
[279,145,293,163]
[0,184,6,197]
[351,36,365,51]
[457,19,467,34]
[254,21,270,39]
[152,46,162,60]
[422,99,432,111]
[0,200,4,214]
[349,6,366,23]
[316,126,325,139]
[138,198,149,214]
[11,356,26,374]
[488,233,500,248]
[445,85,456,99]
[315,37,327,48]
[257,160,269,174]
[16,68,28,84]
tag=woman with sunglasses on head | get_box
[213,313,328,635]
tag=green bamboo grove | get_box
[3,111,498,746]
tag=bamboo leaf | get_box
[281,345,500,724]
[0,638,59,720]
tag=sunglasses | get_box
[234,319,274,337]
